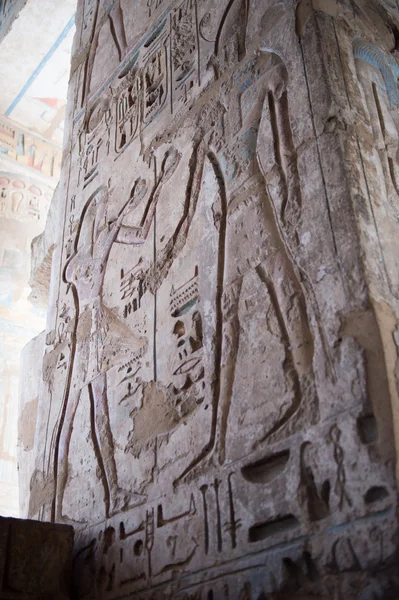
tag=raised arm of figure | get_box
[115,225,144,245]
[155,141,206,286]
[140,148,182,240]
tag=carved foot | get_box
[56,513,88,526]
[109,488,147,517]
[174,447,216,488]
[252,374,318,450]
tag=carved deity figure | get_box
[123,0,318,483]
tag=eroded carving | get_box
[30,1,399,598]
[52,183,149,521]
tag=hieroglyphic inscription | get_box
[75,474,241,594]
[0,116,61,179]
[120,258,146,317]
[329,426,352,511]
[143,44,169,125]
[114,69,140,154]
[171,0,199,110]
[33,2,399,598]
[169,267,205,417]
[0,174,52,223]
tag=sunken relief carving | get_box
[53,182,149,522]
[28,0,399,598]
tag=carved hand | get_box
[115,178,148,229]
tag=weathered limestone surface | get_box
[27,0,399,597]
[0,167,54,517]
[29,185,61,308]
[18,331,45,519]
[0,515,73,599]
[0,0,27,45]
[0,0,74,519]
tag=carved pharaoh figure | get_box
[53,147,182,521]
[53,183,149,521]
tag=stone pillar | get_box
[29,0,399,597]
[0,169,54,517]
[0,111,62,518]
[18,184,62,519]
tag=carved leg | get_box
[174,149,228,483]
[109,1,128,61]
[215,279,243,466]
[54,384,82,522]
[81,27,100,106]
[174,279,239,481]
[90,372,146,518]
[255,248,316,444]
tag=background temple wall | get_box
[0,0,76,517]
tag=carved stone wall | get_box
[29,185,61,308]
[29,0,399,598]
[0,0,27,44]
